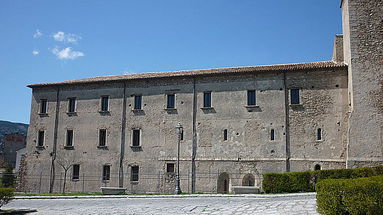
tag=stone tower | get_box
[341,0,383,167]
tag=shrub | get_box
[262,165,383,193]
[316,176,383,215]
[0,188,14,208]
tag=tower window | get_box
[290,89,300,105]
[37,130,45,147]
[223,129,228,141]
[132,129,141,146]
[68,98,76,113]
[66,130,74,147]
[99,129,107,147]
[40,99,48,114]
[247,90,256,106]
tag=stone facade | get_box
[24,0,383,193]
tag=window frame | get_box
[102,165,111,181]
[166,94,176,109]
[100,96,109,112]
[39,99,48,114]
[72,164,80,181]
[98,129,107,147]
[132,129,141,147]
[203,91,212,108]
[133,95,142,110]
[68,97,77,113]
[290,89,300,105]
[247,90,257,106]
[65,129,74,149]
[131,166,139,182]
[37,130,45,148]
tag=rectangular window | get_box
[99,129,107,147]
[37,130,45,147]
[101,96,109,112]
[102,165,110,181]
[223,129,228,141]
[132,129,140,146]
[290,89,300,105]
[270,129,275,141]
[68,98,76,112]
[72,164,80,180]
[247,90,256,106]
[134,95,142,110]
[166,94,175,109]
[40,99,47,114]
[203,92,212,108]
[317,128,322,141]
[131,166,139,182]
[166,163,175,173]
[180,130,184,141]
[66,130,74,147]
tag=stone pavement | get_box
[4,193,319,215]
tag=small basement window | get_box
[314,164,321,171]
[166,163,175,173]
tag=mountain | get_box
[0,120,28,141]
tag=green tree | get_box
[1,164,15,188]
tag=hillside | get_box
[0,120,28,141]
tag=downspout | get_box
[283,72,291,172]
[49,87,60,193]
[191,77,197,193]
[119,82,127,187]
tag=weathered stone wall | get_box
[342,0,383,167]
[25,67,348,193]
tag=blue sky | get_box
[0,0,342,124]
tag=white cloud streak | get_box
[33,29,43,38]
[52,47,84,60]
[53,31,81,43]
[32,50,39,56]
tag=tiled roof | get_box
[28,61,347,88]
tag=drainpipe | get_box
[49,87,60,193]
[119,82,127,187]
[283,72,291,172]
[191,77,197,193]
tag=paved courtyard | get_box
[4,194,319,215]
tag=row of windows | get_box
[70,164,176,182]
[38,89,301,114]
[37,126,323,148]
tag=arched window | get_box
[314,164,321,171]
[242,174,255,186]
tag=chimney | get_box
[332,34,344,62]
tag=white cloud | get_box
[32,50,39,56]
[53,31,81,43]
[52,47,84,60]
[33,29,42,39]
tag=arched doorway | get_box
[242,173,255,186]
[217,172,230,194]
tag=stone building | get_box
[24,0,382,193]
[0,133,26,169]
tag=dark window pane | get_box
[99,129,107,146]
[38,131,45,147]
[101,96,109,111]
[247,90,256,106]
[132,130,140,146]
[271,129,275,141]
[166,163,175,173]
[134,95,142,110]
[131,166,139,181]
[167,94,175,109]
[66,130,73,147]
[68,98,76,112]
[102,165,110,181]
[223,129,228,141]
[40,99,47,114]
[290,89,300,105]
[72,164,80,180]
[203,92,211,107]
[317,128,322,140]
